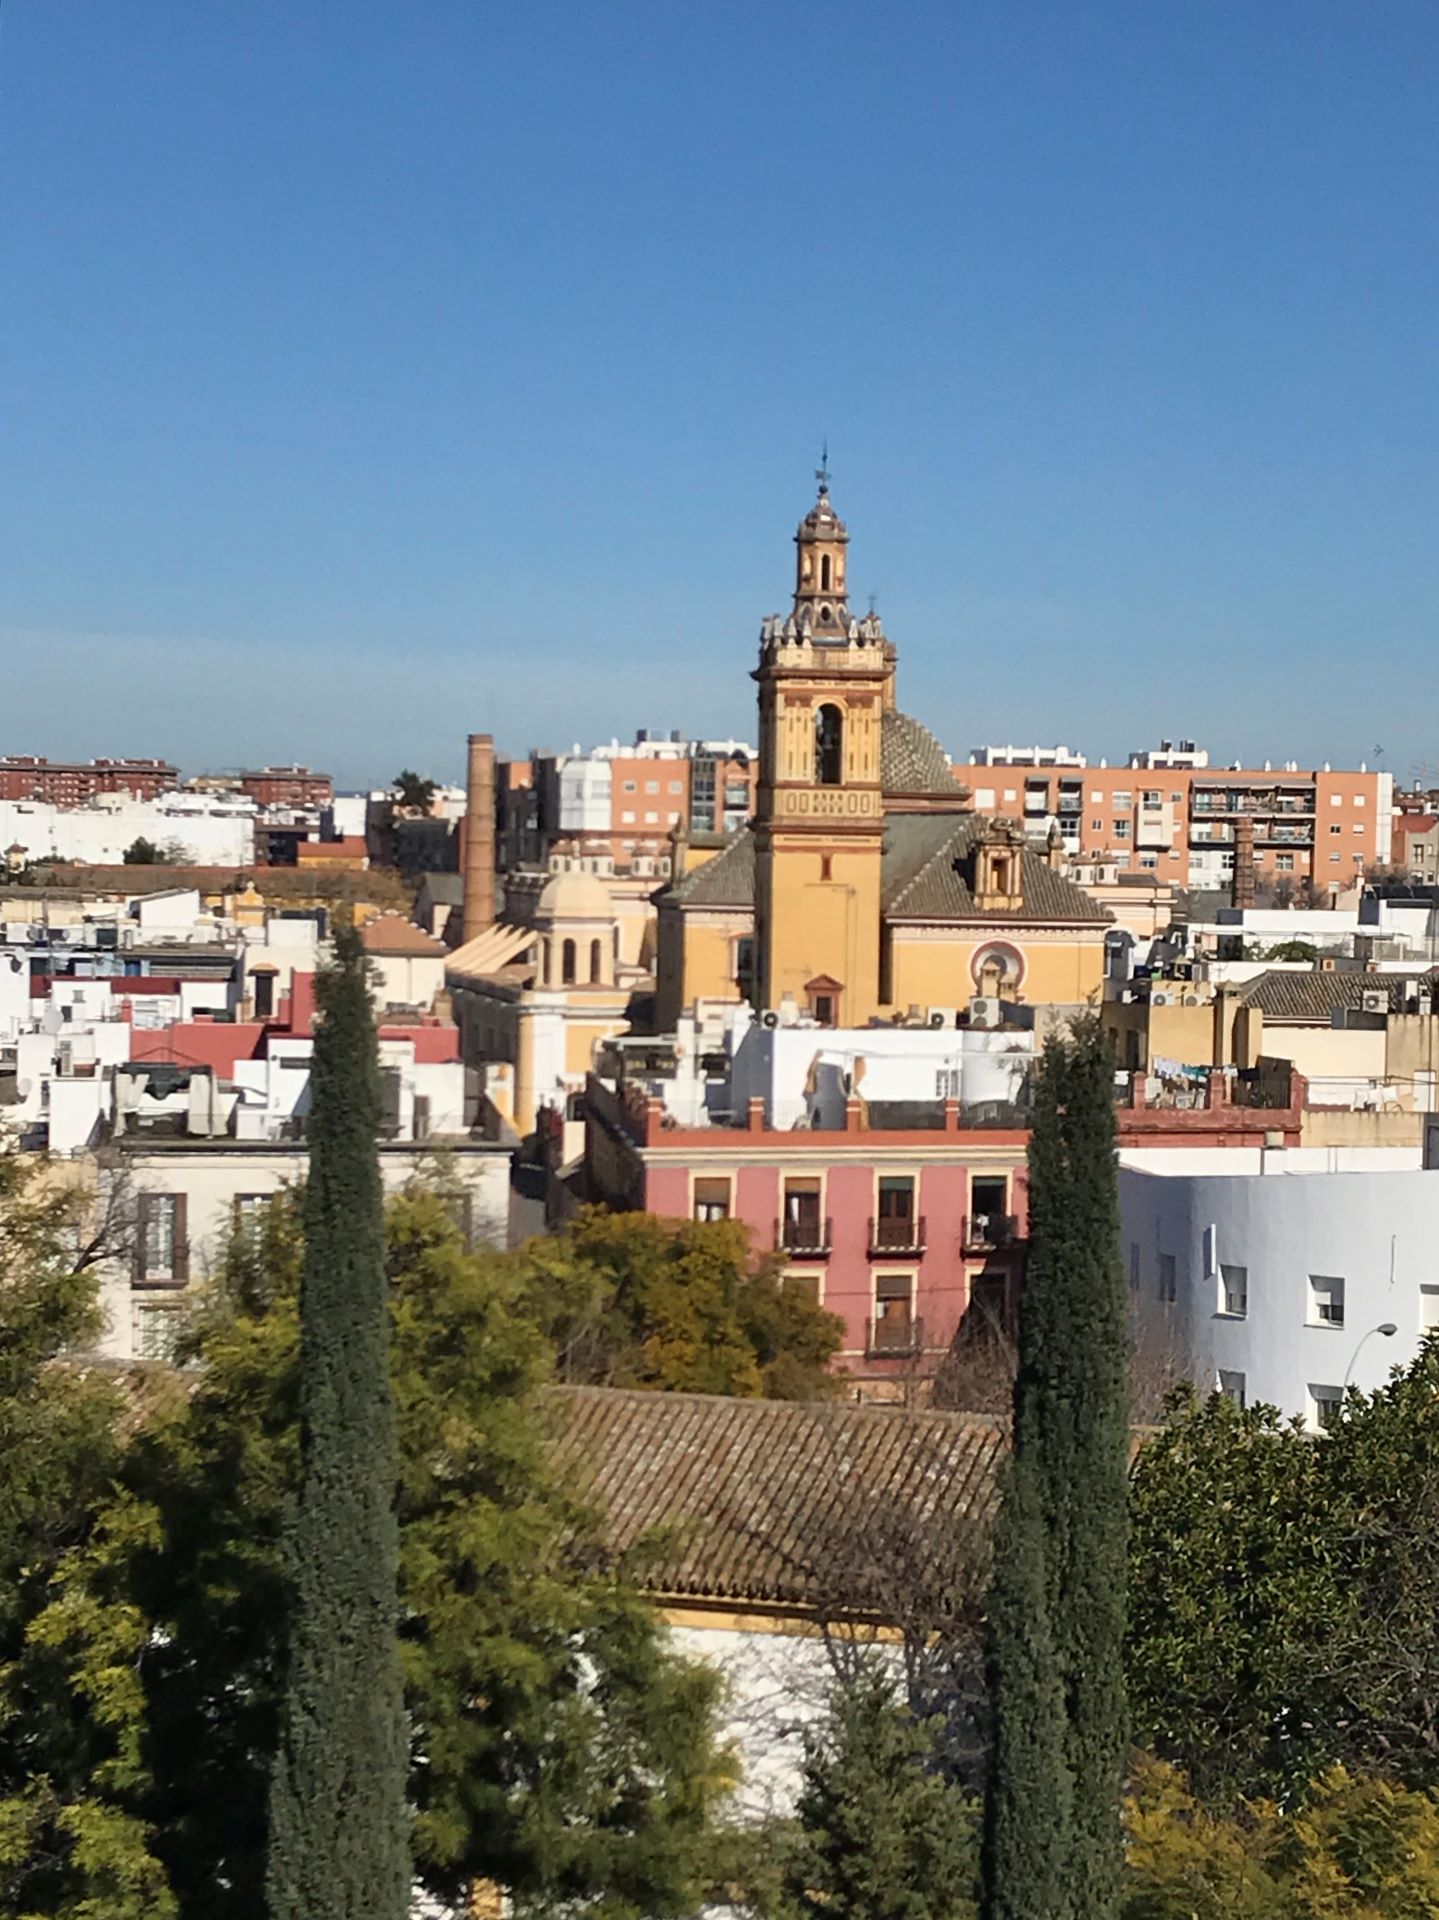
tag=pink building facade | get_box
[585,1076,1029,1389]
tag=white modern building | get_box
[1120,1144,1439,1427]
[0,791,256,867]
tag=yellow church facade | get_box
[655,482,1109,1029]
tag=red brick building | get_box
[0,756,178,803]
[238,766,333,807]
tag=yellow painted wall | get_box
[1385,1014,1439,1089]
[564,1014,627,1076]
[658,908,747,1030]
[889,931,1105,1016]
[761,838,883,1021]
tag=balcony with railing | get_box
[867,1213,927,1256]
[778,1213,833,1257]
[866,1314,926,1358]
[962,1211,1022,1253]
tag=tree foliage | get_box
[785,1665,980,1920]
[1130,1341,1439,1808]
[0,1181,732,1920]
[391,770,438,815]
[1123,1756,1439,1918]
[983,1018,1128,1920]
[516,1208,844,1399]
[265,923,410,1920]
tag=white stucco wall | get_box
[1120,1147,1439,1424]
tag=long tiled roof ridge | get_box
[544,1383,1006,1610]
[665,828,755,908]
[1239,966,1439,1020]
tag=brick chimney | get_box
[461,732,496,945]
[1231,814,1256,911]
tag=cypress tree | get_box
[982,1019,1128,1920]
[265,922,410,1920]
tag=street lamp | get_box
[1342,1321,1399,1394]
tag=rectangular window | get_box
[1276,852,1294,872]
[1220,1263,1248,1317]
[1330,824,1342,834]
[645,780,659,794]
[234,1193,272,1233]
[668,780,684,794]
[1218,1369,1247,1409]
[1090,818,1103,831]
[133,1303,184,1361]
[874,1176,916,1250]
[782,1179,824,1252]
[1158,1252,1177,1304]
[1309,1274,1345,1327]
[1142,790,1162,808]
[1310,1384,1342,1433]
[1111,791,1133,809]
[622,780,636,792]
[1423,1285,1439,1331]
[135,1193,188,1285]
[872,1273,916,1352]
[783,1271,822,1305]
[1114,820,1131,839]
[693,1176,731,1223]
[1139,853,1159,870]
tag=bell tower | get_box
[752,473,891,1024]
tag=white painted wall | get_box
[0,797,254,866]
[1120,1146,1439,1424]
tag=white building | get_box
[1120,1144,1439,1427]
[0,791,256,867]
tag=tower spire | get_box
[815,437,831,494]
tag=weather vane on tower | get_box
[815,437,831,494]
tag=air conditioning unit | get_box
[1361,989,1389,1015]
[969,996,1001,1028]
[1150,989,1175,1006]
[760,1010,781,1030]
[927,1007,958,1029]
[1182,993,1201,1006]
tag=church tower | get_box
[752,474,892,1023]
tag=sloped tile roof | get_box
[666,829,756,908]
[545,1384,1005,1610]
[882,814,1110,924]
[1239,968,1439,1020]
[361,913,448,957]
[880,709,960,798]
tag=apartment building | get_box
[966,742,1392,891]
[238,765,334,808]
[0,755,178,803]
[495,732,758,882]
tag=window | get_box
[1220,1263,1248,1317]
[644,810,659,824]
[1355,794,1366,806]
[872,1272,915,1352]
[1310,1385,1342,1433]
[1423,1286,1439,1331]
[1158,1253,1177,1304]
[693,1177,731,1223]
[820,853,832,882]
[1139,853,1159,871]
[1218,1369,1247,1409]
[136,1193,187,1285]
[1114,820,1131,839]
[645,780,660,794]
[133,1303,184,1361]
[782,1179,825,1252]
[820,552,832,591]
[620,809,635,824]
[622,779,636,793]
[1276,852,1294,872]
[815,704,844,786]
[1309,1274,1345,1327]
[668,780,683,794]
[1330,854,1340,864]
[874,1176,916,1249]
[1112,791,1133,809]
[561,939,577,985]
[1330,824,1342,835]
[1354,824,1365,836]
[1090,818,1103,831]
[813,993,835,1026]
[589,938,603,984]
[252,971,275,1018]
[234,1193,272,1234]
[1142,790,1162,808]
[784,1271,822,1305]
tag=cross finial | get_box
[815,437,830,494]
[868,591,878,616]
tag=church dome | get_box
[536,869,613,921]
[881,709,962,798]
[796,484,848,543]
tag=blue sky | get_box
[2,1,1436,788]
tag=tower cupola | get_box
[792,467,850,639]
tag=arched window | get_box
[815,704,844,786]
[820,553,832,592]
[589,938,602,984]
[562,938,577,985]
[541,938,552,985]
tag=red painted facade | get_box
[0,756,178,802]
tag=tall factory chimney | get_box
[1231,813,1256,912]
[461,732,496,945]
